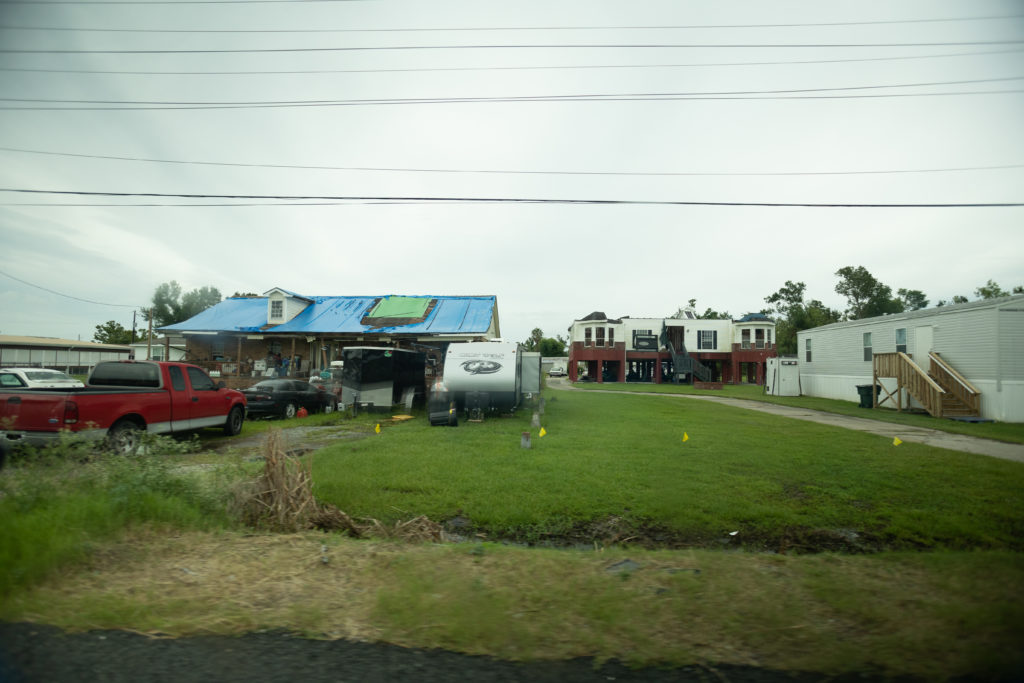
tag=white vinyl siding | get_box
[797,296,1024,421]
[999,308,1024,380]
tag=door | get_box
[914,326,933,370]
[186,366,227,429]
[669,327,685,352]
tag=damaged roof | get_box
[159,294,497,336]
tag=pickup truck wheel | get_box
[107,420,143,454]
[223,406,244,436]
[283,402,297,419]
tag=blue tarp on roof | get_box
[160,297,270,333]
[160,295,496,335]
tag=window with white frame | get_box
[805,338,812,362]
[698,330,717,350]
[270,300,284,321]
[895,328,907,354]
[584,327,592,346]
[863,332,872,362]
[741,329,751,349]
[596,327,605,347]
[608,328,614,347]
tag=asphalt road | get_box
[0,623,927,683]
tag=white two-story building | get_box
[567,306,777,385]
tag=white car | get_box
[0,367,85,389]
[548,366,567,377]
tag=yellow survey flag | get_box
[893,437,902,446]
[375,423,381,434]
[539,427,547,437]
[683,432,690,442]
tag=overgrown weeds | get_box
[232,428,442,541]
[0,434,244,598]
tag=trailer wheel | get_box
[107,419,143,454]
[283,402,297,419]
[223,406,244,436]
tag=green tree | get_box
[523,329,567,356]
[522,328,544,352]
[699,307,731,320]
[936,295,969,307]
[93,320,133,345]
[896,288,929,311]
[151,281,222,328]
[834,266,903,320]
[974,280,1022,299]
[764,280,841,354]
[539,336,568,357]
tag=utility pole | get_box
[146,309,153,361]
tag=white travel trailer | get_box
[797,295,1024,422]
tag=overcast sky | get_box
[0,0,1022,344]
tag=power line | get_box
[3,14,1021,32]
[3,145,1021,178]
[2,76,1015,110]
[1,0,361,4]
[2,188,1021,208]
[3,40,1023,55]
[0,268,140,307]
[3,47,1021,76]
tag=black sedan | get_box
[242,379,338,419]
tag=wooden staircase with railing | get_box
[871,352,980,419]
[928,352,982,418]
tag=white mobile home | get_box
[797,295,1024,422]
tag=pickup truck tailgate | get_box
[0,392,68,433]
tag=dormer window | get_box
[270,300,284,321]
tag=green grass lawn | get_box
[3,388,1024,679]
[570,380,1024,444]
[311,389,1024,552]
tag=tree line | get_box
[92,281,226,345]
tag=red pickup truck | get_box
[0,360,247,457]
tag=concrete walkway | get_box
[548,378,1024,464]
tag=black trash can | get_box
[855,384,878,409]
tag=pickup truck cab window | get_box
[186,367,216,391]
[168,366,186,392]
[91,363,160,387]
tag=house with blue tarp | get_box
[158,289,499,381]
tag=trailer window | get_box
[863,332,873,362]
[895,328,907,354]
[805,338,812,363]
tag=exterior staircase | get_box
[661,328,712,383]
[928,352,982,418]
[871,352,980,419]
